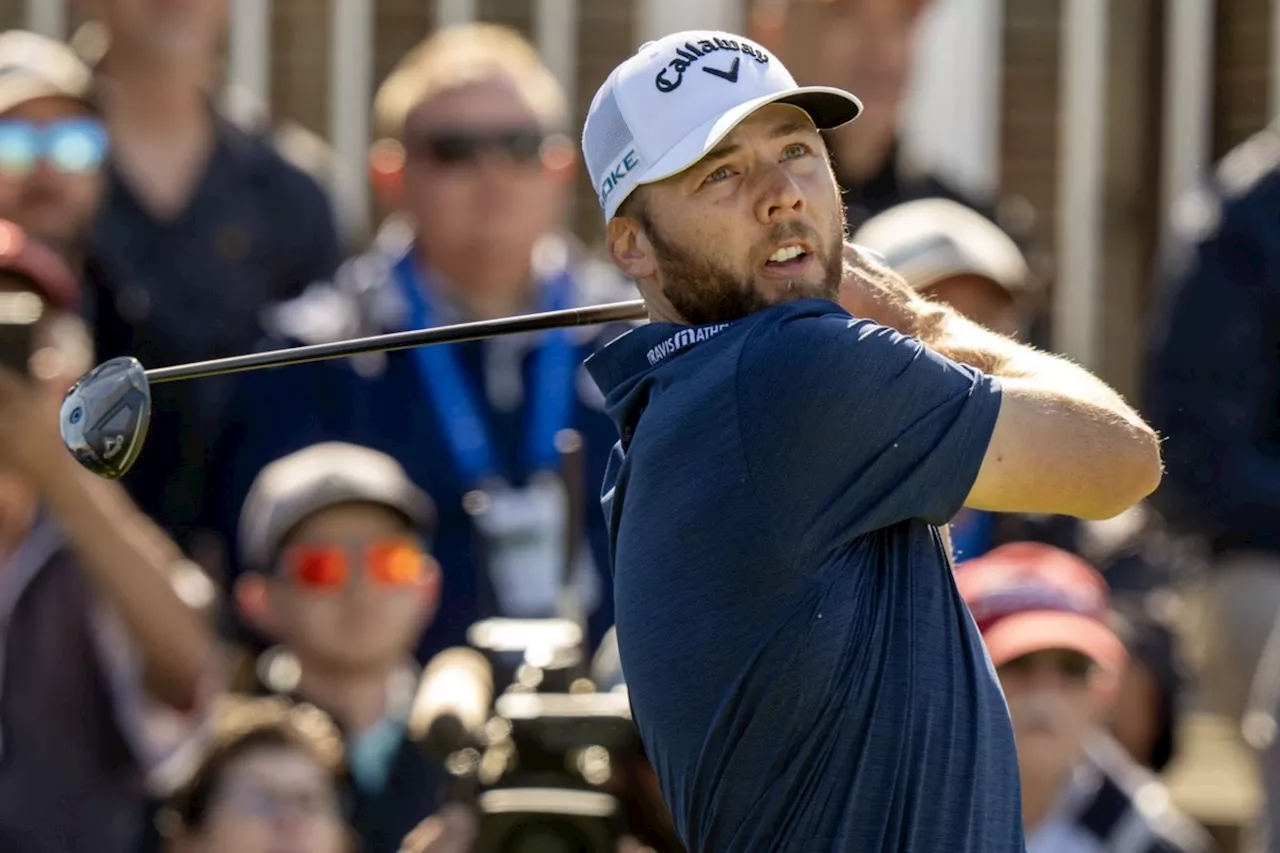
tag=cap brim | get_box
[634,86,862,191]
[983,611,1127,673]
[0,79,94,117]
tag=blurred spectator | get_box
[751,0,1016,235]
[0,219,218,853]
[852,197,1036,337]
[211,23,637,662]
[157,695,351,853]
[1144,123,1280,849]
[234,442,445,853]
[77,0,344,563]
[0,29,106,264]
[957,543,1212,853]
[219,82,367,252]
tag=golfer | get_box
[581,30,1162,852]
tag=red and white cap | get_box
[956,541,1127,674]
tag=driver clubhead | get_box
[60,356,151,479]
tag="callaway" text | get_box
[654,38,769,93]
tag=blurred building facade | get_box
[2,0,1276,397]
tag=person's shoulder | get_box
[730,300,904,398]
[1169,125,1280,246]
[742,297,852,334]
[259,244,404,366]
[739,298,896,357]
[215,115,334,204]
[1213,124,1280,204]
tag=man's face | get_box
[188,746,346,853]
[921,274,1022,337]
[613,105,847,326]
[0,98,106,258]
[998,649,1100,782]
[269,503,438,674]
[92,0,228,61]
[401,77,566,273]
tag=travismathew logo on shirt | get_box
[646,323,731,365]
[654,38,770,93]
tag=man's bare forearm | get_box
[912,306,1149,431]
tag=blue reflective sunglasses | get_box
[0,118,109,177]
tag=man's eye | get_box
[782,143,811,161]
[704,165,733,184]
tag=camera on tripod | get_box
[409,616,639,853]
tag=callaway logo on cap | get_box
[582,30,863,221]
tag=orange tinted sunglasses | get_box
[281,538,429,590]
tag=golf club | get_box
[59,299,649,480]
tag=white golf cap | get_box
[582,30,862,221]
[851,198,1035,297]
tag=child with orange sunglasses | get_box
[232,442,447,853]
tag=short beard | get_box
[637,206,847,326]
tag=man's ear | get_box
[415,556,443,627]
[606,215,657,283]
[541,134,577,184]
[235,573,280,638]
[1091,655,1129,715]
[369,138,406,212]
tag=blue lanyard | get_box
[393,249,577,487]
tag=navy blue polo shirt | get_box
[86,116,342,545]
[585,299,1025,853]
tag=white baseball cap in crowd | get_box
[851,198,1035,297]
[582,30,862,221]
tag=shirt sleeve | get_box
[736,305,1002,554]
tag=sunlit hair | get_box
[157,695,346,837]
[373,23,569,140]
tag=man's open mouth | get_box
[765,245,810,268]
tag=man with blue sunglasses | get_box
[0,30,108,266]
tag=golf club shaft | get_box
[144,300,650,385]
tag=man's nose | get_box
[27,158,63,185]
[754,164,806,223]
[271,801,312,836]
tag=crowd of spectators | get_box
[0,0,1273,851]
